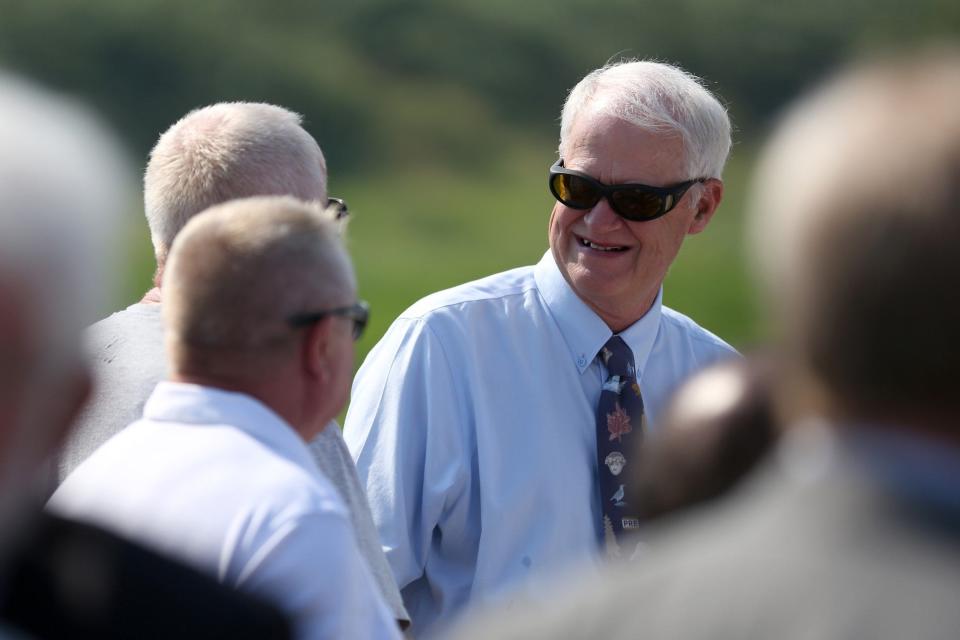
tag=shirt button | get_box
[577,356,586,367]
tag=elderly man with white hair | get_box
[0,74,290,638]
[51,196,401,639]
[453,46,960,640]
[345,59,737,635]
[57,101,408,626]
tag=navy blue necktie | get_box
[596,336,644,556]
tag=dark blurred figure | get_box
[629,356,778,524]
[451,46,960,640]
[0,72,289,639]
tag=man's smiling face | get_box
[549,111,720,332]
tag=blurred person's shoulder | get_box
[458,434,960,640]
[449,466,770,639]
[627,441,960,639]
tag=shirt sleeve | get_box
[234,511,401,640]
[344,315,472,594]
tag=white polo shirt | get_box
[49,381,400,640]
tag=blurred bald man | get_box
[51,197,400,639]
[628,355,778,524]
[453,47,960,640]
[56,102,408,625]
[0,73,289,639]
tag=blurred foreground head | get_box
[144,103,328,281]
[0,72,128,499]
[750,46,960,436]
[630,356,778,521]
[163,196,357,438]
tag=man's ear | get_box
[687,179,724,235]
[301,317,335,381]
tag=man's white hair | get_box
[0,71,130,358]
[143,102,327,266]
[559,60,732,180]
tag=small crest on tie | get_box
[604,451,626,476]
[607,403,633,442]
[609,484,626,507]
[631,382,642,398]
[602,375,625,393]
[622,517,640,530]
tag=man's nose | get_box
[583,197,624,229]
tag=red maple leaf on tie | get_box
[607,403,632,442]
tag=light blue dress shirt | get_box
[345,251,737,636]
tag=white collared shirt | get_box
[345,251,738,636]
[49,382,400,640]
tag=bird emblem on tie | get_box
[610,484,626,506]
[602,375,626,393]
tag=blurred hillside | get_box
[2,0,958,355]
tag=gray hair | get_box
[163,196,354,373]
[144,102,327,267]
[749,47,960,419]
[0,71,130,359]
[559,60,732,179]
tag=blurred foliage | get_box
[1,0,957,362]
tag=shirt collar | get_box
[534,250,663,377]
[143,381,320,477]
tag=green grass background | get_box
[3,0,955,370]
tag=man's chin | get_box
[568,276,624,311]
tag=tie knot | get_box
[599,336,635,379]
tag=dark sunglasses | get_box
[327,197,349,220]
[287,300,369,341]
[549,159,704,222]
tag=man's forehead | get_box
[564,112,687,182]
